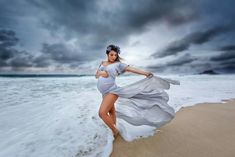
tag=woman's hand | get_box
[144,71,154,78]
[95,70,109,79]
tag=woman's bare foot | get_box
[113,124,119,138]
[113,129,119,139]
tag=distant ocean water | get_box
[0,74,235,157]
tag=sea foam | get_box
[0,74,235,157]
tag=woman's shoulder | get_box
[99,61,106,66]
[100,61,107,66]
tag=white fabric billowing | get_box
[109,75,180,141]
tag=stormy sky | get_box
[0,0,234,74]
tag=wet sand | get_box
[111,99,235,157]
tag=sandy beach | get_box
[111,99,235,157]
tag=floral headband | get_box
[106,45,121,54]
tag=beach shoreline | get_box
[111,98,235,157]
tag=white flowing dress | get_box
[97,61,180,141]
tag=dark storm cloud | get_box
[219,45,235,51]
[0,29,94,70]
[0,29,42,69]
[148,44,235,74]
[0,29,20,66]
[10,51,34,67]
[0,30,19,47]
[148,53,196,69]
[28,0,198,46]
[0,48,35,70]
[220,58,235,65]
[210,51,235,62]
[167,54,197,66]
[209,44,235,72]
[39,42,93,64]
[148,52,234,74]
[0,30,19,61]
[0,29,46,69]
[211,59,235,73]
[146,53,199,73]
[151,26,231,58]
[201,49,235,74]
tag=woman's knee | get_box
[99,93,118,118]
[98,109,106,118]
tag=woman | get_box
[95,44,179,140]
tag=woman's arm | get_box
[125,66,153,77]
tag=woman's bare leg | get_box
[99,93,118,135]
[109,105,116,125]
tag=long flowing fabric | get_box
[109,75,180,141]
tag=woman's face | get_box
[107,50,118,62]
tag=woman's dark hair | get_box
[106,44,123,61]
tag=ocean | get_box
[0,74,235,157]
